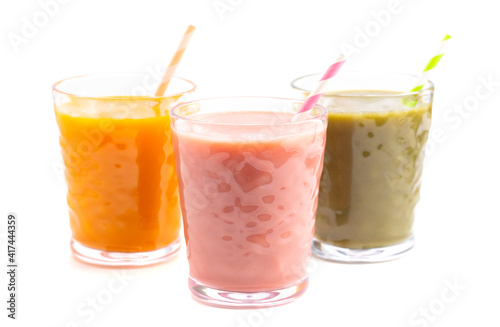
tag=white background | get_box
[1,0,499,326]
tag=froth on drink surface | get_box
[173,111,325,142]
[55,96,178,119]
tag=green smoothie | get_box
[315,90,432,249]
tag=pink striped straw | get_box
[296,54,346,114]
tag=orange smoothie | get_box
[55,96,181,252]
[172,111,327,292]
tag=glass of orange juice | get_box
[52,72,196,266]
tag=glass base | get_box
[312,235,414,263]
[71,238,181,267]
[188,277,308,308]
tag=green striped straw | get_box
[404,34,452,107]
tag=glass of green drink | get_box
[291,72,433,262]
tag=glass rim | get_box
[170,96,327,126]
[290,71,435,97]
[52,72,196,100]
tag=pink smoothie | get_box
[172,111,326,292]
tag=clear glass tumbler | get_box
[292,72,433,263]
[170,97,327,307]
[53,73,195,266]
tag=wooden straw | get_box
[155,25,196,97]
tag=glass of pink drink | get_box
[170,97,327,307]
